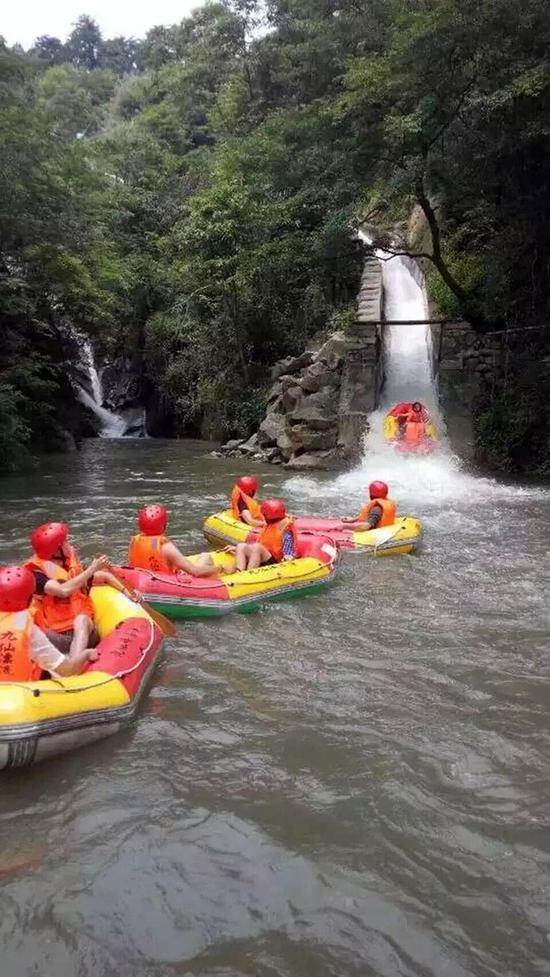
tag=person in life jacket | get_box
[230,476,265,527]
[25,522,119,659]
[406,401,428,424]
[342,481,397,530]
[397,401,428,444]
[0,565,97,681]
[128,505,226,576]
[233,499,296,570]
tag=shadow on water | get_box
[0,439,549,977]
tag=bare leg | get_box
[235,543,249,571]
[247,543,272,569]
[69,614,95,657]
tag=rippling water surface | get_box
[0,439,549,977]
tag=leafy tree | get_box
[65,15,103,70]
[30,35,66,66]
[100,36,140,75]
[2,0,549,471]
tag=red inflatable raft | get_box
[114,533,338,619]
[203,511,422,556]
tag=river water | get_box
[0,438,549,977]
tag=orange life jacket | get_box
[230,486,263,522]
[26,547,94,633]
[0,609,41,682]
[404,420,426,442]
[356,497,397,527]
[258,518,296,562]
[128,533,172,574]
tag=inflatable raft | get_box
[0,587,163,769]
[383,406,437,455]
[203,511,422,555]
[115,534,339,619]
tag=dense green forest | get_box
[1,0,549,472]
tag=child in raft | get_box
[342,480,397,530]
[128,505,227,576]
[230,499,296,570]
[25,521,126,660]
[230,476,266,527]
[0,565,97,681]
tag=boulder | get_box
[271,351,314,381]
[281,385,303,412]
[267,381,283,403]
[288,423,338,452]
[316,333,349,370]
[285,448,342,470]
[258,412,287,447]
[289,388,339,430]
[276,428,294,461]
[280,374,302,391]
[301,359,340,394]
[221,438,245,453]
[239,432,260,455]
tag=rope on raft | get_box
[6,619,158,697]
[138,556,337,592]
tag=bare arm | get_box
[43,556,108,599]
[240,509,266,528]
[93,570,124,590]
[343,505,383,531]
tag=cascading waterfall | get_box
[360,243,444,465]
[76,340,127,438]
[286,233,505,505]
[377,251,436,411]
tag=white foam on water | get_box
[284,240,549,510]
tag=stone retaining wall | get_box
[435,322,517,456]
[221,253,384,469]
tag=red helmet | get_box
[138,504,168,535]
[31,522,69,560]
[261,498,286,523]
[0,565,36,612]
[236,476,258,496]
[369,480,388,499]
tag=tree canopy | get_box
[1,0,549,470]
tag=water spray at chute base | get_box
[285,231,547,511]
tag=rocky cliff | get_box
[221,254,383,469]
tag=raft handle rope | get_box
[6,619,157,697]
[212,513,409,544]
[134,554,338,592]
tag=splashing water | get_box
[377,251,435,410]
[76,340,127,438]
[285,239,549,512]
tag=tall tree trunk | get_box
[414,176,489,331]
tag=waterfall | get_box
[76,340,127,438]
[377,251,436,410]
[356,230,437,411]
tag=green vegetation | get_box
[1,1,549,471]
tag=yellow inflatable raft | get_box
[115,533,339,618]
[383,413,437,454]
[0,587,163,769]
[203,511,422,555]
